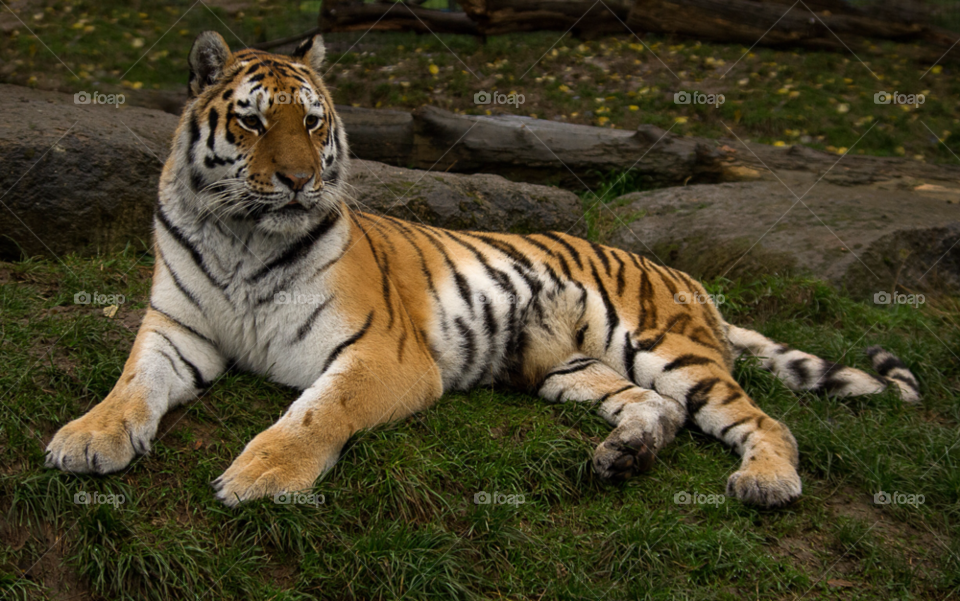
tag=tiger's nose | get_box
[277,171,313,192]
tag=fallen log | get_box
[335,105,960,189]
[624,0,945,51]
[319,0,958,64]
[456,0,633,36]
[320,0,479,35]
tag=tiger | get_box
[44,32,921,508]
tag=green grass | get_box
[2,1,959,162]
[1,244,959,599]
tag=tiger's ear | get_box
[292,34,326,73]
[188,31,231,98]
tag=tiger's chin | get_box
[254,199,336,237]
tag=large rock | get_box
[0,84,178,260]
[348,160,583,234]
[0,85,582,260]
[608,172,960,297]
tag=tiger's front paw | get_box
[45,405,152,474]
[726,459,802,508]
[212,426,327,507]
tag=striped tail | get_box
[726,325,921,404]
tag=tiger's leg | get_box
[46,309,224,473]
[212,321,442,506]
[538,354,687,480]
[653,357,802,507]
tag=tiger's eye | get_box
[241,115,261,130]
[305,115,319,129]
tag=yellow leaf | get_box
[675,116,688,124]
[103,305,118,318]
[628,105,639,111]
[428,64,439,75]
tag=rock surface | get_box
[608,172,960,297]
[0,84,178,261]
[0,85,583,260]
[347,160,584,235]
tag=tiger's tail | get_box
[726,325,921,404]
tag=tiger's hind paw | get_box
[593,421,660,480]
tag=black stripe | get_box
[206,109,219,150]
[188,117,201,150]
[685,377,720,416]
[624,332,639,383]
[415,226,475,313]
[598,384,633,404]
[720,416,751,437]
[720,391,743,405]
[636,268,658,333]
[612,252,627,297]
[159,251,203,311]
[875,356,907,375]
[888,373,920,392]
[397,329,408,363]
[455,317,478,386]
[787,357,810,387]
[358,229,395,331]
[155,208,227,291]
[295,297,332,343]
[657,266,678,296]
[441,230,522,349]
[589,261,620,350]
[575,324,588,349]
[663,354,716,371]
[322,311,374,374]
[155,331,206,389]
[249,210,340,283]
[461,232,544,300]
[524,235,573,279]
[149,302,216,348]
[540,359,598,387]
[591,243,612,277]
[541,232,584,270]
[464,232,535,271]
[157,350,184,381]
[378,216,440,298]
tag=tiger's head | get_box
[164,31,349,236]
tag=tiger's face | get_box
[173,32,348,236]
